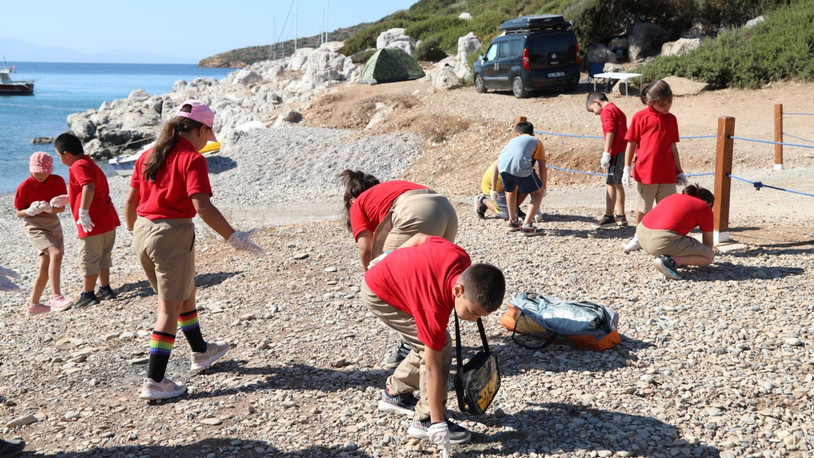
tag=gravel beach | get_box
[1,78,813,457]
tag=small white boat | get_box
[109,141,221,177]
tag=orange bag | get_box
[499,293,621,351]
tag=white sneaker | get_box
[623,236,641,253]
[139,377,187,400]
[190,341,229,371]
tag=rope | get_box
[535,130,602,139]
[729,136,814,149]
[783,112,814,116]
[546,165,604,176]
[533,131,717,140]
[686,172,715,178]
[728,174,814,197]
[783,132,814,144]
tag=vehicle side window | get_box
[497,41,512,59]
[510,38,523,57]
[484,43,499,61]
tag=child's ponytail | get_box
[142,104,206,182]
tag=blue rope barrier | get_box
[686,172,715,178]
[728,174,814,197]
[784,112,814,116]
[729,136,814,149]
[546,165,605,176]
[682,135,717,139]
[535,130,602,139]
[783,132,814,144]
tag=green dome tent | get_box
[358,48,425,84]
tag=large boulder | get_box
[454,32,481,80]
[661,38,702,57]
[377,28,417,55]
[627,22,669,61]
[289,48,315,71]
[430,65,461,90]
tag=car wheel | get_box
[474,74,486,93]
[512,76,528,98]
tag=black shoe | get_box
[377,388,418,416]
[74,291,101,308]
[96,285,117,300]
[615,214,629,226]
[598,215,616,228]
[473,195,488,219]
[654,255,682,280]
[408,418,472,444]
[0,439,26,457]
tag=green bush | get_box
[414,37,448,62]
[641,0,814,89]
[350,49,377,65]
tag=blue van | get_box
[473,15,580,98]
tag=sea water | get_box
[0,62,235,196]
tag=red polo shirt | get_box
[68,156,120,238]
[642,193,713,235]
[130,138,212,220]
[365,237,471,351]
[625,106,680,184]
[350,180,426,240]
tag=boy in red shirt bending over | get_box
[362,234,505,452]
[54,133,121,310]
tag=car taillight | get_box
[576,43,581,65]
[523,48,530,71]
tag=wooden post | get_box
[713,116,735,244]
[774,104,784,170]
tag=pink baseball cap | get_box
[29,152,53,174]
[175,99,217,142]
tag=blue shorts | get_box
[500,171,543,195]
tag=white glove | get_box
[25,201,52,216]
[77,209,95,233]
[0,266,21,292]
[600,152,611,170]
[622,166,632,187]
[368,250,391,269]
[50,194,70,208]
[227,229,266,256]
[427,421,451,457]
[676,173,689,187]
[489,190,499,202]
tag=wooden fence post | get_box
[774,104,784,170]
[714,116,735,244]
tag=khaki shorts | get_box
[637,225,710,257]
[134,217,195,302]
[23,214,63,254]
[78,229,116,277]
[636,182,677,213]
[372,189,459,258]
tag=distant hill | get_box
[198,23,370,68]
[0,37,189,64]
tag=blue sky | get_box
[1,0,418,63]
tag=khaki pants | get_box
[361,279,452,421]
[78,229,116,277]
[133,217,195,302]
[372,189,458,258]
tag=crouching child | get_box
[362,233,505,450]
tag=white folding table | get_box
[592,72,642,95]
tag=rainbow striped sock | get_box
[179,309,206,353]
[147,331,175,382]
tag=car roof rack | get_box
[499,14,571,32]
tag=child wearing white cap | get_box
[13,151,72,314]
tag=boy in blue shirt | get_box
[496,121,547,235]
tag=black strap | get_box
[454,311,490,372]
[510,309,557,349]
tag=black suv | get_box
[473,14,580,98]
